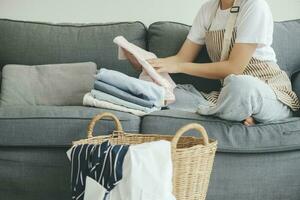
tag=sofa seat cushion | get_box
[0,106,140,147]
[141,110,300,153]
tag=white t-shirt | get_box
[187,0,277,62]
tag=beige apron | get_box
[201,2,300,111]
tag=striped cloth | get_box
[70,141,129,200]
[202,28,300,111]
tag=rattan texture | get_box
[73,112,217,200]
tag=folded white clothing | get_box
[83,93,152,116]
[113,36,176,104]
[91,89,159,113]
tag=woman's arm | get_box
[158,39,203,63]
[151,43,257,79]
[123,39,203,71]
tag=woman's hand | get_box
[147,58,181,73]
[122,48,142,72]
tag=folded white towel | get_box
[113,36,176,104]
[83,93,150,116]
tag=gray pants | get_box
[168,74,292,123]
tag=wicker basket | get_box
[73,112,217,200]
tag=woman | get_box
[123,0,300,126]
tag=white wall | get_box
[0,0,299,26]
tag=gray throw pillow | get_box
[0,62,97,106]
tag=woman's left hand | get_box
[147,58,181,73]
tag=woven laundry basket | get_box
[73,112,217,200]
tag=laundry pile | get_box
[83,68,165,116]
[67,140,176,200]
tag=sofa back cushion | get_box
[1,62,96,106]
[293,72,300,116]
[147,20,300,93]
[294,72,300,97]
[147,22,221,93]
[272,20,300,77]
[0,19,147,92]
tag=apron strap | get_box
[207,0,220,31]
[220,0,241,61]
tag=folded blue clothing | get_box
[94,81,154,108]
[91,89,159,113]
[96,68,165,107]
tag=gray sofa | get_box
[0,18,300,200]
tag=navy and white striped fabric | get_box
[70,141,129,200]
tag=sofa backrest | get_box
[272,20,300,107]
[147,20,300,95]
[0,19,147,92]
[147,22,221,93]
[1,19,299,101]
[272,20,300,78]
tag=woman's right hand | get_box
[122,48,142,72]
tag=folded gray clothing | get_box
[96,68,165,107]
[94,81,154,108]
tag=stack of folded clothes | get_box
[113,36,176,104]
[83,68,166,116]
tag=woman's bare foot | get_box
[243,117,256,126]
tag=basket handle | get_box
[87,112,123,138]
[172,123,209,148]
